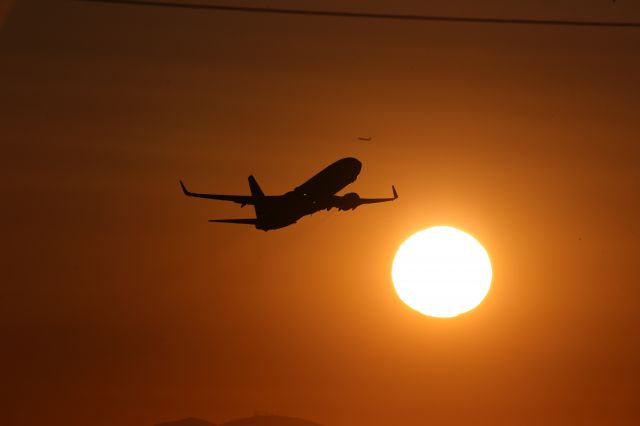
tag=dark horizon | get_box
[156,414,322,426]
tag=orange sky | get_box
[2,1,640,425]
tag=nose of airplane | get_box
[343,157,362,174]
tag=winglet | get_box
[392,185,398,199]
[179,180,190,196]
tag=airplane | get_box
[180,157,397,231]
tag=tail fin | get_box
[248,175,264,197]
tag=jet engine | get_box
[337,192,361,210]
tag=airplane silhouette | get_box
[180,157,397,231]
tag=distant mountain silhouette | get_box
[222,415,322,426]
[156,415,322,426]
[156,418,215,426]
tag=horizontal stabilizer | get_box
[208,218,257,225]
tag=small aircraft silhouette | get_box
[180,157,397,231]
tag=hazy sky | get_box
[2,1,640,425]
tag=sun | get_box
[392,226,492,318]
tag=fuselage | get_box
[254,157,362,230]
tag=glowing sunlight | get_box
[392,226,492,318]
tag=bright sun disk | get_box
[392,226,492,318]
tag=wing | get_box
[179,180,255,205]
[356,185,398,205]
[329,186,398,210]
